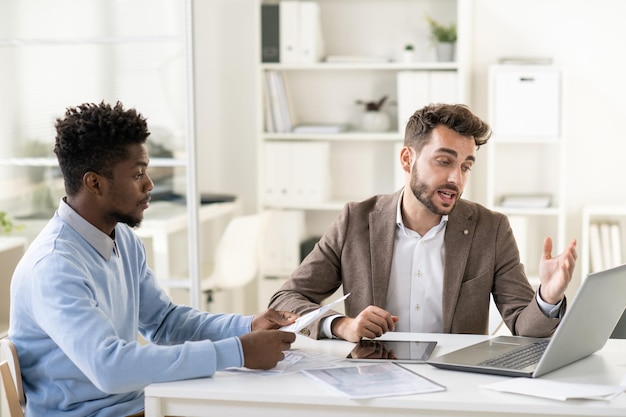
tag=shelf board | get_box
[261,62,460,71]
[263,132,403,142]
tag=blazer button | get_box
[300,328,311,337]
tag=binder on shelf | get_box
[293,141,331,203]
[299,1,324,64]
[264,141,292,204]
[279,0,300,64]
[261,4,280,63]
[263,141,330,205]
[274,1,324,64]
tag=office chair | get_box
[202,213,268,308]
[1,338,25,417]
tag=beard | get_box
[409,169,460,216]
[112,211,142,228]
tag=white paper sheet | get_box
[303,362,446,399]
[482,377,626,401]
[280,293,350,333]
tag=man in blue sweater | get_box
[9,101,297,416]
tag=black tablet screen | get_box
[346,340,437,363]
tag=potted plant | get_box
[355,95,391,132]
[425,14,457,62]
[403,44,415,63]
[0,211,22,235]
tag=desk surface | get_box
[145,332,626,417]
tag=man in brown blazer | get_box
[269,103,577,342]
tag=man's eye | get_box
[462,165,473,172]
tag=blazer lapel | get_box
[369,192,400,308]
[442,201,476,332]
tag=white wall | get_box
[193,0,259,214]
[468,0,626,292]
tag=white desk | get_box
[144,332,626,417]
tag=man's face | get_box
[101,143,153,228]
[409,125,476,215]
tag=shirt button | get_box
[416,270,422,278]
[415,304,421,311]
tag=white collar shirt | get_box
[386,195,448,333]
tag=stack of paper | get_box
[303,362,445,399]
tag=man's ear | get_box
[400,146,413,173]
[83,171,103,195]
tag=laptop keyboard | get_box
[478,340,550,369]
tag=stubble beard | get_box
[113,211,142,229]
[410,170,459,216]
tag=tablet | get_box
[346,340,437,363]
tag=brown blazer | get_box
[269,190,564,339]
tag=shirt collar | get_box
[396,189,448,236]
[58,198,116,260]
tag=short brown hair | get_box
[404,103,491,151]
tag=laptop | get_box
[427,263,626,378]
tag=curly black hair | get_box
[404,103,492,151]
[54,101,150,196]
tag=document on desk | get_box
[482,377,626,401]
[303,362,446,399]
[225,350,346,376]
[280,293,350,333]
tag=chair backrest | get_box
[0,338,24,416]
[203,212,268,291]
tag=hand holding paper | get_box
[280,293,350,333]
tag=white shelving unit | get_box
[486,64,566,287]
[256,0,470,297]
[0,0,213,309]
[581,205,626,278]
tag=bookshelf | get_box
[486,64,566,287]
[256,0,470,297]
[581,205,626,278]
